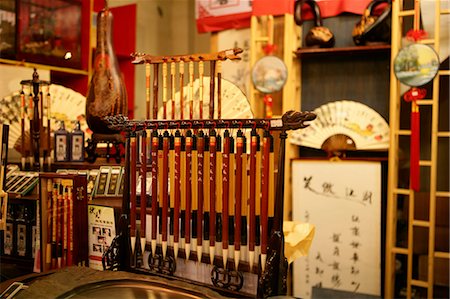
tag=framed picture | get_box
[16,0,83,69]
[292,160,382,299]
[0,0,16,59]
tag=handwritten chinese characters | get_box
[292,160,381,299]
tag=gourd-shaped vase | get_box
[86,5,127,134]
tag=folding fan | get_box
[0,84,90,151]
[157,76,253,120]
[290,100,390,151]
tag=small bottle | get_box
[54,121,70,162]
[16,205,26,257]
[4,204,14,255]
[70,121,85,162]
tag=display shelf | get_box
[51,159,123,171]
[90,197,122,210]
[7,193,39,202]
[295,44,391,57]
[0,59,89,75]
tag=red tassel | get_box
[410,102,420,191]
[264,94,273,119]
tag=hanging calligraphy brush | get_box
[150,130,159,256]
[209,129,217,264]
[393,1,439,192]
[173,130,183,259]
[251,16,287,119]
[234,129,244,270]
[184,129,193,260]
[140,130,148,257]
[248,127,259,271]
[130,131,137,258]
[161,130,170,258]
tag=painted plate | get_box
[251,55,287,93]
[394,43,440,87]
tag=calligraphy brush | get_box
[67,186,73,266]
[150,130,159,255]
[248,129,259,271]
[51,181,58,269]
[184,130,193,260]
[140,130,148,256]
[45,179,52,270]
[208,130,217,264]
[261,130,271,271]
[214,132,222,266]
[203,132,210,262]
[173,130,183,259]
[20,87,26,169]
[234,129,244,270]
[162,130,170,258]
[130,132,137,257]
[169,131,175,255]
[240,132,248,268]
[221,130,231,268]
[196,130,205,262]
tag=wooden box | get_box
[39,173,88,272]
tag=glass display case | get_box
[16,0,82,69]
[0,0,16,59]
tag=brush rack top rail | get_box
[131,48,243,64]
[106,110,316,132]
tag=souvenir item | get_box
[393,34,439,191]
[103,48,317,298]
[54,121,70,162]
[251,16,287,118]
[70,121,85,162]
[252,56,288,95]
[0,84,89,160]
[352,0,391,45]
[394,44,439,87]
[290,100,390,151]
[0,125,8,231]
[86,4,127,134]
[294,0,335,48]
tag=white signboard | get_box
[88,205,116,270]
[292,160,381,298]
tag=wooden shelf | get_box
[7,192,39,202]
[90,197,123,210]
[51,159,123,171]
[295,44,391,58]
[0,58,89,75]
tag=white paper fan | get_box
[290,100,390,151]
[0,84,90,150]
[157,76,253,120]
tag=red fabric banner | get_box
[196,0,376,33]
[252,0,373,18]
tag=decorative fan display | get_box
[157,76,253,120]
[290,100,390,151]
[0,84,90,151]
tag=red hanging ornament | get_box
[406,29,428,42]
[403,87,426,192]
[264,95,273,119]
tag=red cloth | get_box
[252,0,374,17]
[196,11,251,33]
[196,0,375,33]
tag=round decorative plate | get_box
[394,43,440,87]
[251,55,287,93]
